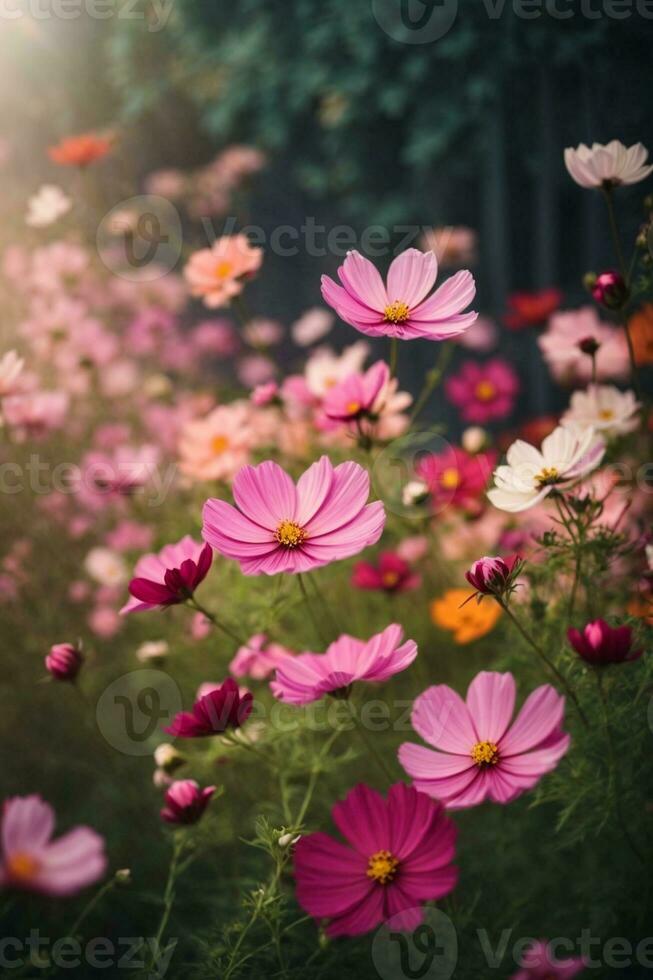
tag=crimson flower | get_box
[165,679,253,738]
[567,619,642,666]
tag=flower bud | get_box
[115,868,132,885]
[462,426,488,454]
[154,743,185,773]
[465,555,521,597]
[590,270,629,310]
[45,642,83,681]
[278,832,301,849]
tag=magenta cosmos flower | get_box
[160,780,216,825]
[445,358,519,424]
[320,248,477,340]
[465,555,521,597]
[294,782,457,937]
[121,536,213,614]
[0,795,107,896]
[399,671,570,809]
[567,619,642,667]
[202,456,385,575]
[270,624,417,705]
[352,551,421,594]
[165,678,253,738]
[510,940,586,979]
[322,361,389,422]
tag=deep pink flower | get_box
[320,248,476,341]
[590,270,628,310]
[229,633,294,680]
[445,358,519,424]
[160,780,216,825]
[202,456,385,576]
[417,447,496,513]
[465,555,521,596]
[322,361,389,422]
[165,678,253,738]
[0,795,106,896]
[510,939,586,979]
[352,552,420,594]
[270,624,417,705]
[121,536,213,614]
[45,643,83,681]
[567,619,642,666]
[294,782,458,937]
[399,671,570,809]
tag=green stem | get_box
[187,597,247,646]
[601,185,641,393]
[409,342,454,424]
[595,672,645,864]
[389,337,399,378]
[497,599,588,727]
[149,836,184,972]
[47,877,118,976]
[346,701,397,783]
[297,574,329,647]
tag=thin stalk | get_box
[410,342,454,424]
[601,185,641,394]
[47,877,118,976]
[497,598,588,727]
[346,701,397,783]
[149,836,184,972]
[389,337,399,378]
[297,573,329,647]
[187,597,247,646]
[595,672,645,864]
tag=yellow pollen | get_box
[384,301,410,324]
[535,466,560,486]
[471,740,500,767]
[6,852,40,883]
[211,435,230,455]
[366,849,399,885]
[214,260,233,279]
[346,401,362,415]
[475,380,496,401]
[323,377,337,389]
[598,409,615,420]
[275,520,307,548]
[440,468,460,490]
[382,570,400,588]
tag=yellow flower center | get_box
[471,740,500,767]
[366,849,399,884]
[6,852,40,883]
[275,520,307,548]
[382,570,400,588]
[346,401,362,415]
[440,468,460,489]
[384,301,410,324]
[475,380,496,401]
[598,409,615,420]
[214,260,233,279]
[211,435,230,455]
[535,466,560,486]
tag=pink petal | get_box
[500,685,566,756]
[386,249,438,308]
[332,784,390,855]
[326,887,385,937]
[304,461,371,537]
[410,270,476,321]
[465,671,516,743]
[320,276,386,327]
[294,456,334,526]
[410,685,478,754]
[202,498,276,544]
[338,251,388,311]
[2,796,54,855]
[233,461,298,527]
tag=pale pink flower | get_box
[399,671,570,809]
[84,548,128,588]
[0,351,25,397]
[271,624,417,704]
[230,633,294,680]
[178,402,257,482]
[291,307,334,346]
[564,140,653,188]
[184,234,262,308]
[191,319,239,356]
[321,248,477,340]
[302,342,370,401]
[243,318,283,347]
[456,315,498,352]
[88,606,121,638]
[396,535,428,562]
[251,382,279,406]
[420,226,478,266]
[202,455,385,575]
[0,795,106,896]
[237,354,276,388]
[538,308,630,384]
[2,391,68,441]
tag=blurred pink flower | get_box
[2,391,68,441]
[538,308,630,384]
[202,456,385,575]
[455,315,498,352]
[418,447,497,514]
[237,354,276,388]
[352,552,420,593]
[420,226,477,266]
[243,318,283,347]
[105,521,154,553]
[510,939,586,979]
[0,351,25,397]
[184,234,262,308]
[251,381,279,406]
[445,358,519,423]
[321,249,477,340]
[0,795,106,896]
[88,606,121,638]
[291,307,334,346]
[189,611,212,641]
[230,633,294,680]
[191,318,239,357]
[396,535,428,562]
[178,402,258,482]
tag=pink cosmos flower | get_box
[121,536,212,614]
[567,619,642,666]
[160,780,216,825]
[352,552,420,593]
[510,940,586,979]
[270,624,416,705]
[2,391,68,441]
[178,402,259,483]
[417,447,497,514]
[445,358,519,424]
[183,234,262,308]
[165,678,253,738]
[537,308,630,384]
[251,381,279,406]
[294,782,458,937]
[229,633,294,680]
[320,249,477,341]
[202,456,385,576]
[398,671,570,809]
[322,361,389,422]
[0,795,107,896]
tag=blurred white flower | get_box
[402,479,429,507]
[562,385,640,438]
[462,426,488,453]
[26,185,72,228]
[136,640,169,662]
[564,141,653,189]
[84,547,128,587]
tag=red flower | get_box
[352,552,421,593]
[161,780,216,824]
[504,288,562,330]
[48,133,113,167]
[567,620,642,666]
[164,679,253,738]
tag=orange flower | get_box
[627,594,653,626]
[430,587,502,644]
[628,304,653,366]
[48,132,113,167]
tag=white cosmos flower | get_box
[562,385,640,438]
[25,185,72,228]
[564,141,653,189]
[304,341,369,397]
[487,424,605,513]
[84,547,128,587]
